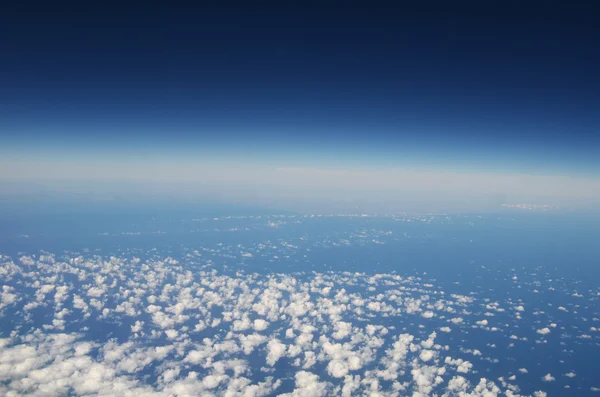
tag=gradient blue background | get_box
[1,2,599,211]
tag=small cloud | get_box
[542,373,555,382]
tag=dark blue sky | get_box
[2,2,599,174]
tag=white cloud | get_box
[280,371,329,397]
[0,249,565,397]
[0,286,18,309]
[419,350,436,362]
[332,322,352,340]
[266,339,287,366]
[131,320,144,333]
[327,359,349,378]
[542,373,555,382]
[253,318,269,331]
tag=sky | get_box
[1,3,599,212]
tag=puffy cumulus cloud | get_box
[410,364,445,395]
[280,371,329,397]
[217,376,281,396]
[444,357,473,374]
[202,374,226,389]
[0,333,161,397]
[542,373,555,382]
[318,338,365,377]
[337,374,361,397]
[468,378,501,396]
[419,349,436,362]
[0,285,18,309]
[164,329,178,339]
[87,286,106,298]
[447,376,469,393]
[302,351,317,369]
[537,327,551,335]
[253,318,269,331]
[232,316,252,332]
[0,249,560,397]
[265,338,287,366]
[327,359,350,378]
[420,331,437,349]
[131,320,144,333]
[332,321,353,340]
[238,333,268,355]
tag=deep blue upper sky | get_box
[1,2,599,174]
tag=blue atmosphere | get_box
[2,3,600,176]
[1,3,600,397]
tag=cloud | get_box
[419,350,436,362]
[0,249,562,397]
[331,322,353,340]
[542,373,555,382]
[280,371,329,397]
[0,286,18,309]
[253,319,269,331]
[266,339,287,366]
[327,360,349,378]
